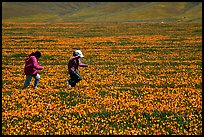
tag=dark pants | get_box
[68,71,82,87]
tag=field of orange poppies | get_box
[2,22,202,135]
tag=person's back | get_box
[68,56,80,72]
[24,55,43,75]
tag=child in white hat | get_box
[67,50,88,87]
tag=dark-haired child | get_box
[22,51,43,89]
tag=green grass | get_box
[3,2,202,22]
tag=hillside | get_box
[2,2,202,22]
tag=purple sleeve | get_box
[79,59,88,67]
[32,56,43,70]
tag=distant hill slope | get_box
[2,2,202,22]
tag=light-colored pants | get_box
[22,74,40,89]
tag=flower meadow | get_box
[2,22,202,135]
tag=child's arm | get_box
[79,59,88,67]
[32,56,43,70]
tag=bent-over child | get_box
[67,50,88,87]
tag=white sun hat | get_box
[75,50,84,58]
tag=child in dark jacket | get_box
[67,50,88,87]
[22,51,43,89]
